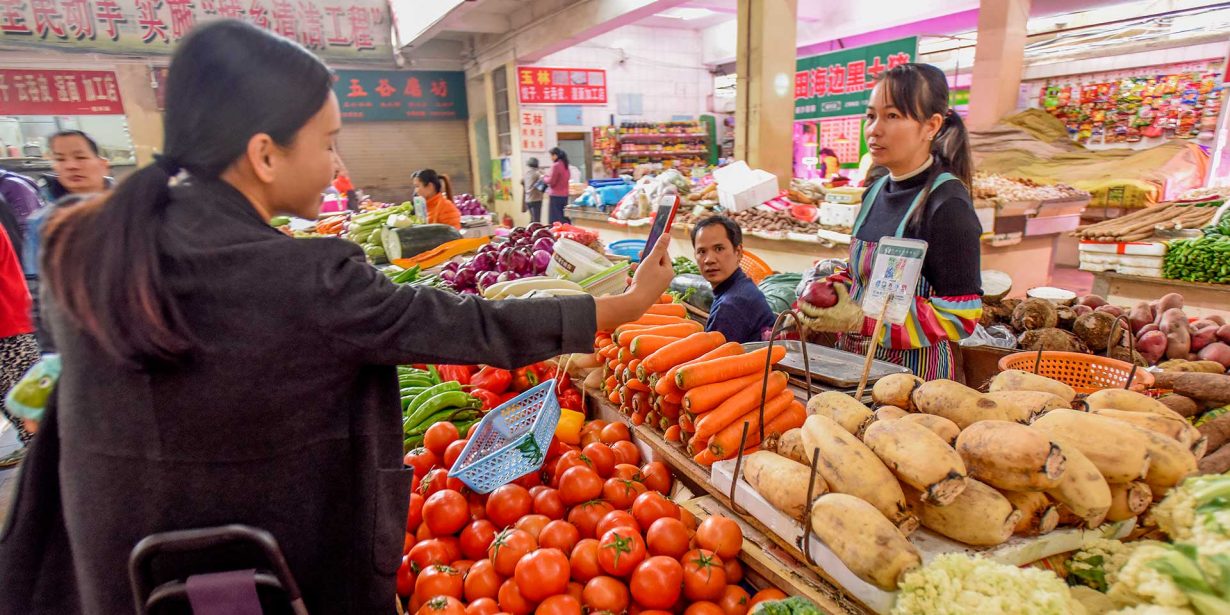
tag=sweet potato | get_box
[1095,305,1124,318]
[1154,293,1184,324]
[1077,295,1108,309]
[1218,324,1230,344]
[1128,302,1154,335]
[742,451,827,518]
[1157,395,1200,418]
[1137,330,1168,365]
[1209,315,1227,326]
[1152,372,1230,405]
[1198,342,1230,369]
[1197,444,1230,474]
[1198,413,1230,453]
[1139,323,1160,335]
[1191,326,1220,354]
[1159,308,1191,360]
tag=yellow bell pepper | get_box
[555,408,585,445]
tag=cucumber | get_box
[381,224,462,261]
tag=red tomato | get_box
[567,500,615,540]
[497,579,536,615]
[445,476,469,494]
[452,560,474,575]
[424,422,460,457]
[468,492,488,521]
[600,423,631,444]
[404,532,417,555]
[748,588,787,610]
[684,602,724,615]
[486,485,532,529]
[582,575,629,613]
[463,559,502,602]
[567,581,584,603]
[639,462,672,494]
[423,490,470,536]
[631,492,679,529]
[559,467,604,506]
[680,549,726,601]
[678,507,698,531]
[695,516,742,560]
[514,548,571,602]
[597,528,647,578]
[610,440,640,466]
[417,523,434,542]
[512,471,542,490]
[532,488,566,520]
[396,556,415,597]
[629,556,682,609]
[435,536,463,563]
[465,597,499,615]
[595,510,640,539]
[603,478,647,510]
[460,520,498,561]
[444,439,467,470]
[723,558,744,584]
[404,447,439,479]
[538,520,581,554]
[612,464,643,482]
[528,485,550,498]
[513,514,551,540]
[467,422,480,438]
[416,595,465,615]
[719,585,751,615]
[407,492,426,532]
[488,528,537,577]
[409,539,452,573]
[420,468,450,497]
[581,420,608,436]
[645,517,691,559]
[415,564,463,600]
[536,594,582,615]
[554,450,594,477]
[569,539,602,583]
[581,443,617,478]
[580,430,603,448]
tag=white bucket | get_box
[548,238,613,283]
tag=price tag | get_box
[862,237,928,325]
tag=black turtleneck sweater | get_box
[854,169,983,297]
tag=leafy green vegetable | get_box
[672,256,700,275]
[751,596,825,615]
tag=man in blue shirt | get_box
[692,215,777,343]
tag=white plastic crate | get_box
[818,202,859,229]
[713,161,779,213]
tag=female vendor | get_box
[413,168,462,229]
[832,63,983,379]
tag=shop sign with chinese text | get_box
[520,109,546,151]
[517,67,607,105]
[0,69,123,114]
[333,70,467,122]
[794,37,918,120]
[0,0,392,65]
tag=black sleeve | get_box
[921,194,983,297]
[314,243,598,368]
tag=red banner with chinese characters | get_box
[516,67,607,105]
[0,69,124,115]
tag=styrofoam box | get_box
[1079,253,1165,268]
[713,161,779,213]
[819,202,860,228]
[709,459,1135,614]
[1079,241,1168,256]
[975,207,996,234]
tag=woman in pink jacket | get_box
[544,147,571,224]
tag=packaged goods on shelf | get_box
[972,173,1090,205]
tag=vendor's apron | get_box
[835,173,960,380]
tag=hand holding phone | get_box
[641,192,680,261]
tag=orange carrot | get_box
[707,389,795,459]
[617,347,633,365]
[604,375,618,391]
[646,410,661,431]
[607,357,620,370]
[687,432,706,452]
[665,425,682,442]
[679,412,695,434]
[693,372,789,442]
[663,392,682,406]
[645,303,687,318]
[641,331,725,375]
[693,448,718,466]
[594,335,612,349]
[656,342,743,396]
[628,313,693,327]
[617,323,702,347]
[631,334,685,359]
[683,373,764,415]
[599,343,619,360]
[631,410,647,426]
[608,388,621,404]
[626,378,650,393]
[659,400,681,420]
[657,294,674,304]
[675,345,786,390]
[612,323,658,339]
[627,359,642,375]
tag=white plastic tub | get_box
[547,238,613,283]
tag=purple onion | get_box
[454,268,476,288]
[440,269,457,283]
[472,252,496,272]
[497,272,514,283]
[527,222,546,233]
[533,237,555,253]
[532,250,552,273]
[443,261,461,274]
[476,270,500,290]
[531,228,554,243]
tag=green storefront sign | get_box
[334,70,468,122]
[794,37,919,121]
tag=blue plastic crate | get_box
[608,239,647,263]
[448,379,561,493]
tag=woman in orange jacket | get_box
[412,168,461,229]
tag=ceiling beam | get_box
[441,9,511,34]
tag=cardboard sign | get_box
[862,237,927,325]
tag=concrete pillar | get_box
[734,0,797,188]
[968,0,1031,131]
[113,64,163,166]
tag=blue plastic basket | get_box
[608,239,647,263]
[448,379,561,493]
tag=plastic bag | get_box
[960,324,1017,349]
[796,258,848,297]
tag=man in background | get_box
[691,216,777,343]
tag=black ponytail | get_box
[414,169,451,199]
[876,63,973,230]
[43,19,332,366]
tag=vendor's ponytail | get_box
[42,20,331,366]
[441,174,454,201]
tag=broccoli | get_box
[750,596,825,615]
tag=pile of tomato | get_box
[400,419,789,615]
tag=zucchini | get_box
[381,224,462,261]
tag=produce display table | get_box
[1089,271,1230,318]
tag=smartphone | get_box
[641,192,680,261]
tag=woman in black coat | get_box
[0,21,674,614]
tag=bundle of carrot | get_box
[592,296,805,468]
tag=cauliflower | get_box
[1108,542,1230,615]
[1149,474,1230,554]
[1108,544,1193,608]
[1070,539,1165,592]
[891,553,1074,615]
[1107,606,1195,615]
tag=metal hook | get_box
[1107,314,1139,390]
[728,422,751,516]
[799,447,822,567]
[762,310,813,440]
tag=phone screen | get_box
[641,193,680,261]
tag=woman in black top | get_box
[0,21,673,614]
[832,63,983,379]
